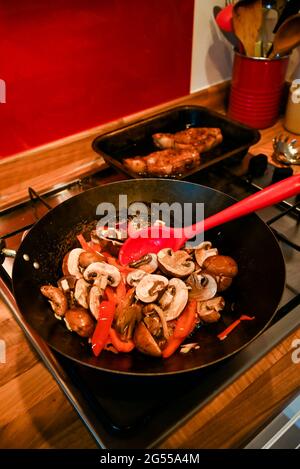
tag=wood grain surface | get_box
[1,84,300,448]
[1,293,299,449]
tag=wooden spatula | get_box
[232,0,263,56]
[268,13,300,59]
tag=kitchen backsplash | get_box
[0,0,194,157]
[1,0,298,160]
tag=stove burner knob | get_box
[271,166,293,184]
[248,154,268,177]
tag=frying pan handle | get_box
[201,173,300,233]
[0,238,16,293]
[0,238,16,262]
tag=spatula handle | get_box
[198,174,300,234]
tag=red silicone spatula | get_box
[119,173,300,265]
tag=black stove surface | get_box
[1,158,300,448]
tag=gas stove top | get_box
[1,157,300,448]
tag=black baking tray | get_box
[92,105,260,179]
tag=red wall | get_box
[0,0,194,158]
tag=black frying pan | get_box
[12,179,285,375]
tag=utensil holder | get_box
[228,51,289,129]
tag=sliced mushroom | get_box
[74,278,90,309]
[114,288,142,339]
[83,262,121,287]
[126,269,146,287]
[197,297,225,323]
[88,285,102,319]
[40,285,68,318]
[203,255,238,292]
[194,241,218,267]
[158,284,176,310]
[129,254,158,273]
[186,273,217,301]
[133,321,162,357]
[92,229,123,257]
[143,313,161,337]
[159,278,188,321]
[78,251,105,269]
[64,308,95,337]
[57,275,77,293]
[157,248,195,278]
[62,248,84,279]
[143,304,169,339]
[135,274,168,303]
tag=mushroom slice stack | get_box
[135,274,168,303]
[197,297,225,323]
[157,248,195,278]
[186,273,217,301]
[159,278,188,321]
[194,241,218,267]
[83,262,121,288]
[203,255,238,292]
[129,253,158,273]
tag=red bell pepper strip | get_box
[217,315,255,341]
[116,278,127,300]
[162,300,197,359]
[77,234,102,255]
[109,328,135,353]
[90,242,102,252]
[91,300,116,357]
[105,286,117,305]
[106,256,134,274]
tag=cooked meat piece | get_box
[123,157,147,174]
[123,148,200,176]
[153,127,223,152]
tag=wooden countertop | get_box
[1,85,300,449]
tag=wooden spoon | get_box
[269,13,300,59]
[232,0,263,56]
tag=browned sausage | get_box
[217,276,232,292]
[203,255,238,278]
[65,308,95,337]
[40,285,67,317]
